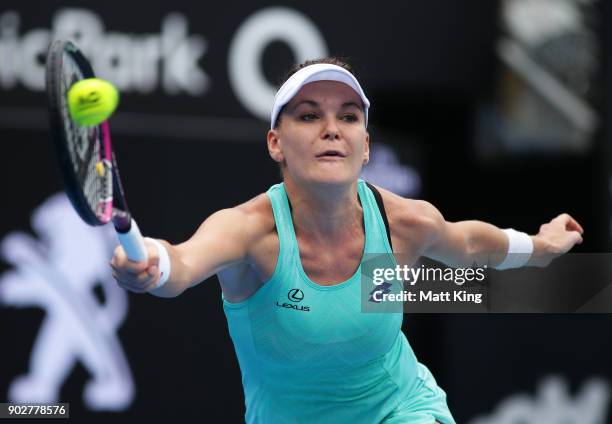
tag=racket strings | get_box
[60,52,113,223]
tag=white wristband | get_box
[145,237,171,289]
[495,228,534,270]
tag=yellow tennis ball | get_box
[67,78,119,126]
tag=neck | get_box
[283,175,362,240]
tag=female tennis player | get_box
[110,58,583,424]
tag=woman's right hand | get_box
[110,240,161,293]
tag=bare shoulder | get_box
[369,184,445,249]
[215,193,278,299]
[370,184,444,226]
[204,193,275,244]
[231,192,276,241]
[186,192,274,249]
[231,192,279,279]
[163,192,276,291]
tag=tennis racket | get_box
[45,39,147,262]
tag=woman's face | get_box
[267,81,369,187]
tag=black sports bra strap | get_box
[365,182,393,250]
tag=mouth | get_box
[316,150,346,159]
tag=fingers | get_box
[110,243,161,293]
[536,214,584,258]
[111,246,141,273]
[556,231,583,255]
[113,268,160,293]
[570,230,583,245]
[552,213,584,234]
[568,217,584,234]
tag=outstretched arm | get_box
[110,207,256,297]
[414,201,584,269]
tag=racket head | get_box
[46,40,120,227]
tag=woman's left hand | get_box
[529,213,584,267]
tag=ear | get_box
[267,129,285,164]
[363,132,370,165]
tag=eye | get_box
[300,113,318,122]
[342,114,358,122]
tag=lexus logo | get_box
[287,289,304,303]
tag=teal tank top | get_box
[222,179,419,423]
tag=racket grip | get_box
[116,219,148,262]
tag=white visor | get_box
[270,63,370,129]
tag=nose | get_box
[322,117,340,141]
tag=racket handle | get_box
[116,219,148,262]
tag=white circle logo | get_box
[228,7,328,121]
